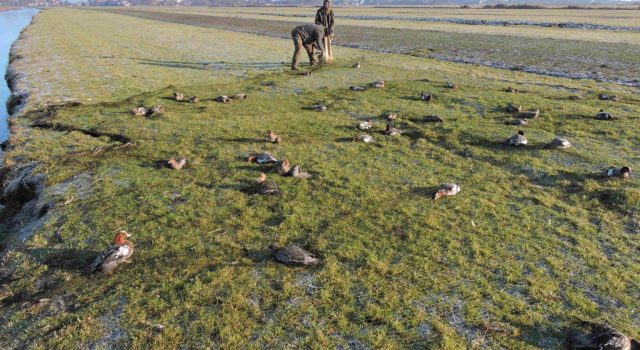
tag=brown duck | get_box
[278,159,292,176]
[132,107,146,116]
[167,157,186,170]
[256,172,280,195]
[434,183,461,200]
[146,104,165,118]
[567,322,639,350]
[273,244,320,266]
[266,130,281,143]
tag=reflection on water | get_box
[1,7,39,142]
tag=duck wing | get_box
[83,244,131,274]
[83,245,118,274]
[275,245,319,266]
[259,181,280,195]
[100,245,132,274]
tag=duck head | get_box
[114,231,131,245]
[257,172,267,184]
[621,166,631,178]
[518,130,525,136]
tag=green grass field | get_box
[1,7,639,349]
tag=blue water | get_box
[1,7,39,142]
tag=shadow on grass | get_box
[411,186,440,198]
[139,159,169,170]
[28,247,100,271]
[243,247,274,263]
[133,58,284,71]
[218,137,263,143]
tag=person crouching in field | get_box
[291,23,328,70]
[315,0,335,38]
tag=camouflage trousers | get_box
[291,31,317,70]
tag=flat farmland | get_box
[101,7,640,86]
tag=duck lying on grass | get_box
[256,172,280,195]
[273,244,320,266]
[505,86,518,93]
[312,103,327,112]
[248,152,278,164]
[291,166,312,179]
[189,96,199,103]
[543,137,571,149]
[371,80,385,88]
[420,91,433,101]
[357,120,373,130]
[352,62,360,68]
[266,130,281,143]
[173,92,184,101]
[146,104,165,118]
[353,134,375,143]
[278,159,312,179]
[167,157,186,170]
[567,322,639,350]
[506,103,522,113]
[434,183,461,200]
[605,166,631,179]
[599,93,620,102]
[505,130,527,146]
[278,159,291,175]
[132,107,146,116]
[384,112,397,121]
[350,86,366,91]
[445,82,458,89]
[216,95,231,103]
[83,231,134,275]
[383,123,402,136]
[596,109,616,120]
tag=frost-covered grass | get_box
[1,8,639,349]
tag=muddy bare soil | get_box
[101,8,640,87]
